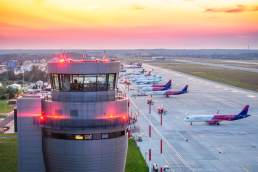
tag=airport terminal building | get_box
[17,59,131,172]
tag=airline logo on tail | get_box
[179,85,188,94]
[129,62,132,65]
[145,71,151,76]
[164,80,172,88]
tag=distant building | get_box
[8,60,18,70]
[0,65,7,70]
[152,57,165,61]
[36,80,43,88]
[21,65,32,71]
[6,84,21,89]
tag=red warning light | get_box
[109,115,113,118]
[123,116,126,119]
[54,115,58,118]
[60,59,65,63]
[40,116,44,120]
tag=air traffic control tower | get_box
[18,58,131,172]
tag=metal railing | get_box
[33,116,136,129]
[43,92,127,102]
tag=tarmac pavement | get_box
[119,64,258,172]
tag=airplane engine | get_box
[209,121,215,125]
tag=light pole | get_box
[4,101,8,116]
[23,71,24,90]
[145,152,147,168]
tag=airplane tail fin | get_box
[153,72,157,77]
[158,75,162,80]
[181,85,188,92]
[238,105,249,115]
[130,62,132,65]
[164,80,172,87]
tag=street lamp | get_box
[145,152,147,168]
[4,100,9,116]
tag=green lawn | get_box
[0,100,14,113]
[0,133,18,172]
[0,135,148,172]
[125,138,149,172]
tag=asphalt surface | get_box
[0,112,14,128]
[174,60,258,73]
[119,64,258,172]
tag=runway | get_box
[174,60,258,73]
[119,64,258,172]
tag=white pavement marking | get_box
[130,99,194,172]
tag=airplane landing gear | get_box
[191,122,192,125]
[217,123,220,125]
[166,95,169,97]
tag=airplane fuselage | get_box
[140,86,170,92]
[184,105,250,125]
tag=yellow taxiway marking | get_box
[199,135,203,138]
[176,117,178,119]
[217,148,222,152]
[247,164,249,166]
[241,166,249,172]
[185,124,189,127]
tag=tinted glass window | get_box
[70,110,78,116]
[54,74,59,90]
[50,74,116,92]
[102,133,109,139]
[109,132,116,138]
[70,75,84,91]
[97,74,107,91]
[84,134,93,140]
[84,75,96,91]
[62,74,70,91]
[108,74,115,90]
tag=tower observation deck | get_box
[18,58,133,172]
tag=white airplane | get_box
[184,105,250,125]
[137,80,171,89]
[132,73,157,82]
[136,75,162,84]
[126,71,151,78]
[125,63,142,68]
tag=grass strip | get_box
[0,100,14,113]
[125,138,149,172]
[152,64,258,92]
[0,134,18,172]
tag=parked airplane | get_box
[146,85,188,97]
[132,73,157,82]
[184,105,250,125]
[139,81,171,92]
[136,75,162,84]
[126,71,151,78]
[137,80,172,89]
[125,63,142,68]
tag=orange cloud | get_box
[131,4,146,11]
[204,5,258,13]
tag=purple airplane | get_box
[184,105,250,125]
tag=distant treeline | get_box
[0,87,19,99]
[0,65,49,84]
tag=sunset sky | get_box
[0,0,258,49]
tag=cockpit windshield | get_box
[187,117,189,119]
